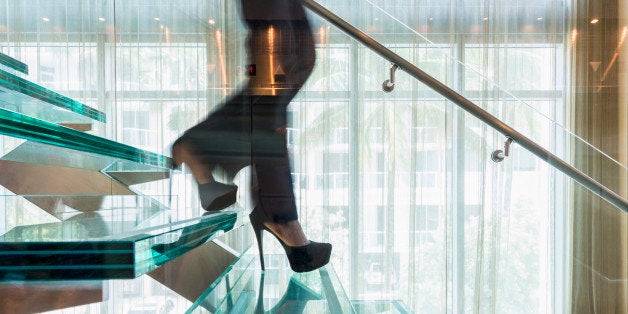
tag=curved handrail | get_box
[358,0,625,172]
[303,0,628,213]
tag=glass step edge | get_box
[0,245,253,313]
[0,107,171,169]
[0,68,105,123]
[140,211,248,271]
[0,52,28,75]
[0,210,247,281]
[1,194,205,243]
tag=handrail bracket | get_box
[382,63,399,93]
[491,137,514,163]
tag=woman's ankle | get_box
[264,220,309,247]
[172,143,214,184]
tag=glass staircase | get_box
[1,1,625,313]
[0,51,364,313]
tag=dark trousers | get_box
[179,4,315,223]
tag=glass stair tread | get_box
[1,141,171,178]
[0,68,105,124]
[0,252,356,314]
[0,52,28,75]
[0,108,171,170]
[0,198,249,281]
[188,251,356,313]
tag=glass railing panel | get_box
[0,108,171,170]
[306,0,627,199]
[454,112,626,313]
[0,193,248,280]
[304,102,624,312]
[291,11,625,309]
[0,51,28,75]
[0,68,105,124]
[472,128,628,313]
[188,252,356,313]
[459,126,553,313]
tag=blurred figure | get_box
[170,0,331,273]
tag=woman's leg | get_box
[240,0,331,273]
[172,94,252,210]
[175,93,252,172]
[251,95,296,219]
[249,14,316,244]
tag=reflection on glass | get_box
[254,272,324,313]
[189,252,355,313]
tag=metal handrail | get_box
[303,0,628,213]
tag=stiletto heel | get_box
[168,150,181,209]
[168,167,175,209]
[249,207,332,273]
[250,212,266,271]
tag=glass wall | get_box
[3,0,618,313]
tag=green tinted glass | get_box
[0,68,105,124]
[0,108,171,169]
[0,52,28,75]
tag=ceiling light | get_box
[42,17,50,22]
[590,18,599,24]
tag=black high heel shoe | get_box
[249,207,332,273]
[170,140,238,211]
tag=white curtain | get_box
[0,0,579,312]
[300,0,566,312]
